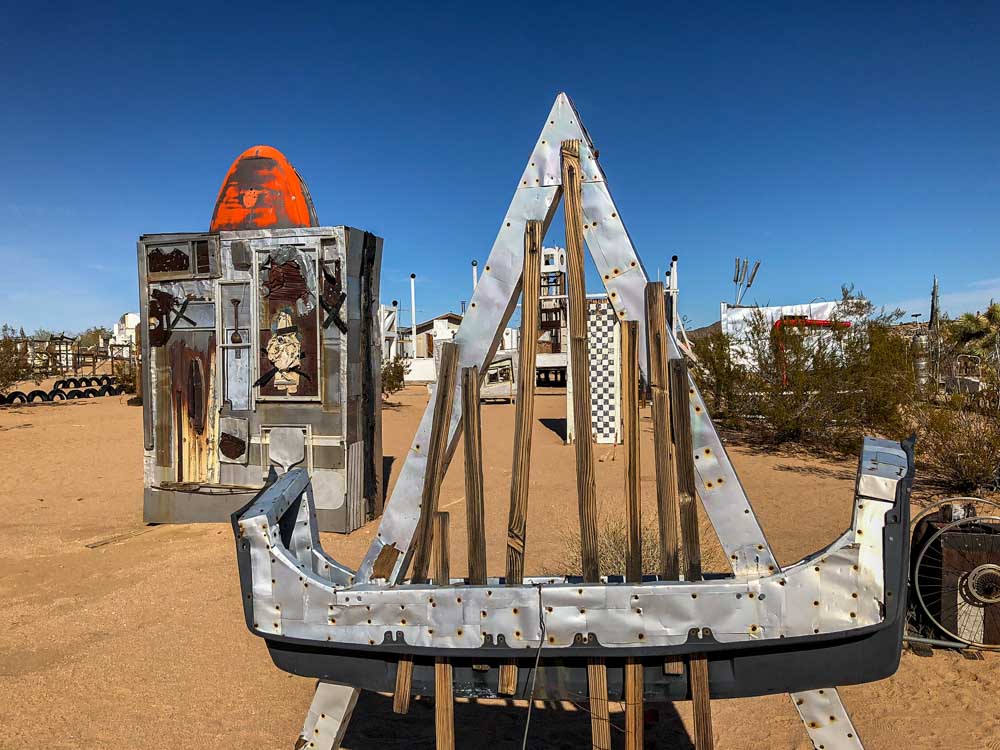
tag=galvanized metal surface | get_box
[236,438,904,654]
[792,687,865,750]
[297,681,359,750]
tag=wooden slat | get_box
[689,653,715,749]
[669,357,702,580]
[409,341,459,583]
[435,657,455,750]
[644,282,680,580]
[622,320,642,584]
[461,366,487,585]
[564,139,609,750]
[433,512,450,585]
[561,138,599,583]
[506,219,542,585]
[499,221,543,697]
[625,658,644,750]
[393,657,413,714]
[668,357,714,747]
[586,659,612,750]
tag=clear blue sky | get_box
[2,1,1000,333]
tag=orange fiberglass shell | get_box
[209,145,319,232]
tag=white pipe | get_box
[472,260,478,291]
[410,274,418,358]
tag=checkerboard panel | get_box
[587,298,618,444]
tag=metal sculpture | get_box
[232,94,913,749]
[138,146,383,532]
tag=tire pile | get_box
[2,375,125,404]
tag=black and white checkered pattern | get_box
[587,298,618,443]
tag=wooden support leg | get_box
[587,659,612,750]
[393,657,413,715]
[563,139,610,750]
[688,654,714,750]
[435,658,455,750]
[625,658,644,750]
[461,366,487,586]
[408,341,459,583]
[296,681,359,750]
[500,220,543,695]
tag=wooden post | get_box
[393,657,413,715]
[461,366,487,585]
[435,657,455,750]
[506,220,542,585]
[669,358,702,580]
[409,341,459,584]
[499,220,542,695]
[625,658,644,750]
[670,357,713,747]
[622,320,641,584]
[563,138,609,750]
[561,139,600,582]
[645,282,681,580]
[432,511,455,749]
[621,321,645,750]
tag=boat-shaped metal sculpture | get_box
[231,94,913,750]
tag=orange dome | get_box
[210,145,319,231]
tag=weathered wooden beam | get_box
[435,657,455,750]
[622,320,642,584]
[499,221,543,696]
[461,366,487,585]
[586,659,612,750]
[644,282,680,580]
[433,512,450,585]
[689,653,715,750]
[409,341,459,584]
[506,219,542,585]
[669,356,714,747]
[669,357,702,580]
[625,658,644,750]
[393,657,413,715]
[564,138,610,750]
[561,138,600,583]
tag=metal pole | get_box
[472,260,478,291]
[410,273,418,358]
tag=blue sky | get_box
[2,2,1000,333]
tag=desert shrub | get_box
[692,286,919,453]
[381,355,410,399]
[0,324,33,394]
[917,405,1000,492]
[556,511,662,577]
[114,360,137,394]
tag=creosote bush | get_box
[0,324,33,395]
[381,355,410,400]
[916,404,1000,492]
[692,286,919,453]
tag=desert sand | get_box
[1,386,998,748]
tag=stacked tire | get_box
[3,375,123,405]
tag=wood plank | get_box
[499,221,542,696]
[561,138,599,583]
[644,282,680,580]
[409,341,459,583]
[564,139,610,750]
[435,657,455,750]
[461,366,487,585]
[586,658,612,750]
[689,653,715,750]
[433,512,450,585]
[669,357,702,580]
[622,320,642,584]
[506,220,542,585]
[625,658,644,750]
[393,657,413,714]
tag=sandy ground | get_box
[1,385,998,749]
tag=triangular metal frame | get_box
[356,92,866,749]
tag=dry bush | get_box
[381,355,410,399]
[0,324,33,395]
[917,405,1000,492]
[113,360,137,394]
[555,510,661,577]
[693,286,919,454]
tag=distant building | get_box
[111,312,140,355]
